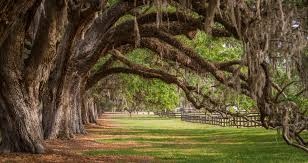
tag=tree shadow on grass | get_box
[87,128,308,162]
[85,142,307,163]
[88,116,308,162]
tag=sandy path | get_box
[0,114,154,163]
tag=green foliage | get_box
[114,3,178,26]
[144,80,180,110]
[177,31,301,113]
[121,75,180,111]
[114,14,135,26]
[287,96,308,114]
[175,31,250,112]
[271,62,307,113]
[91,23,306,115]
[107,0,120,7]
[239,96,256,111]
[126,48,154,66]
[177,30,243,62]
[118,48,180,111]
[92,54,111,71]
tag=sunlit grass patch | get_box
[85,115,308,162]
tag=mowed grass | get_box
[84,115,308,162]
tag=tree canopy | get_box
[0,0,307,153]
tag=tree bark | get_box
[43,72,87,139]
[0,0,40,46]
[42,22,76,139]
[41,4,84,139]
[87,98,98,123]
[82,96,90,125]
[81,96,98,124]
[0,19,44,153]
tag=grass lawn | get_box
[84,115,308,162]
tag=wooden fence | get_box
[156,112,261,128]
[154,111,182,118]
[103,111,261,128]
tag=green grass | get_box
[84,115,308,162]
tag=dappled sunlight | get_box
[83,115,308,162]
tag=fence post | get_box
[178,112,261,128]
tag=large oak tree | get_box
[0,0,307,153]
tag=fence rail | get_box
[155,112,261,128]
[154,111,182,118]
[103,111,261,128]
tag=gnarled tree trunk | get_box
[0,19,44,153]
[82,96,98,124]
[0,0,65,152]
